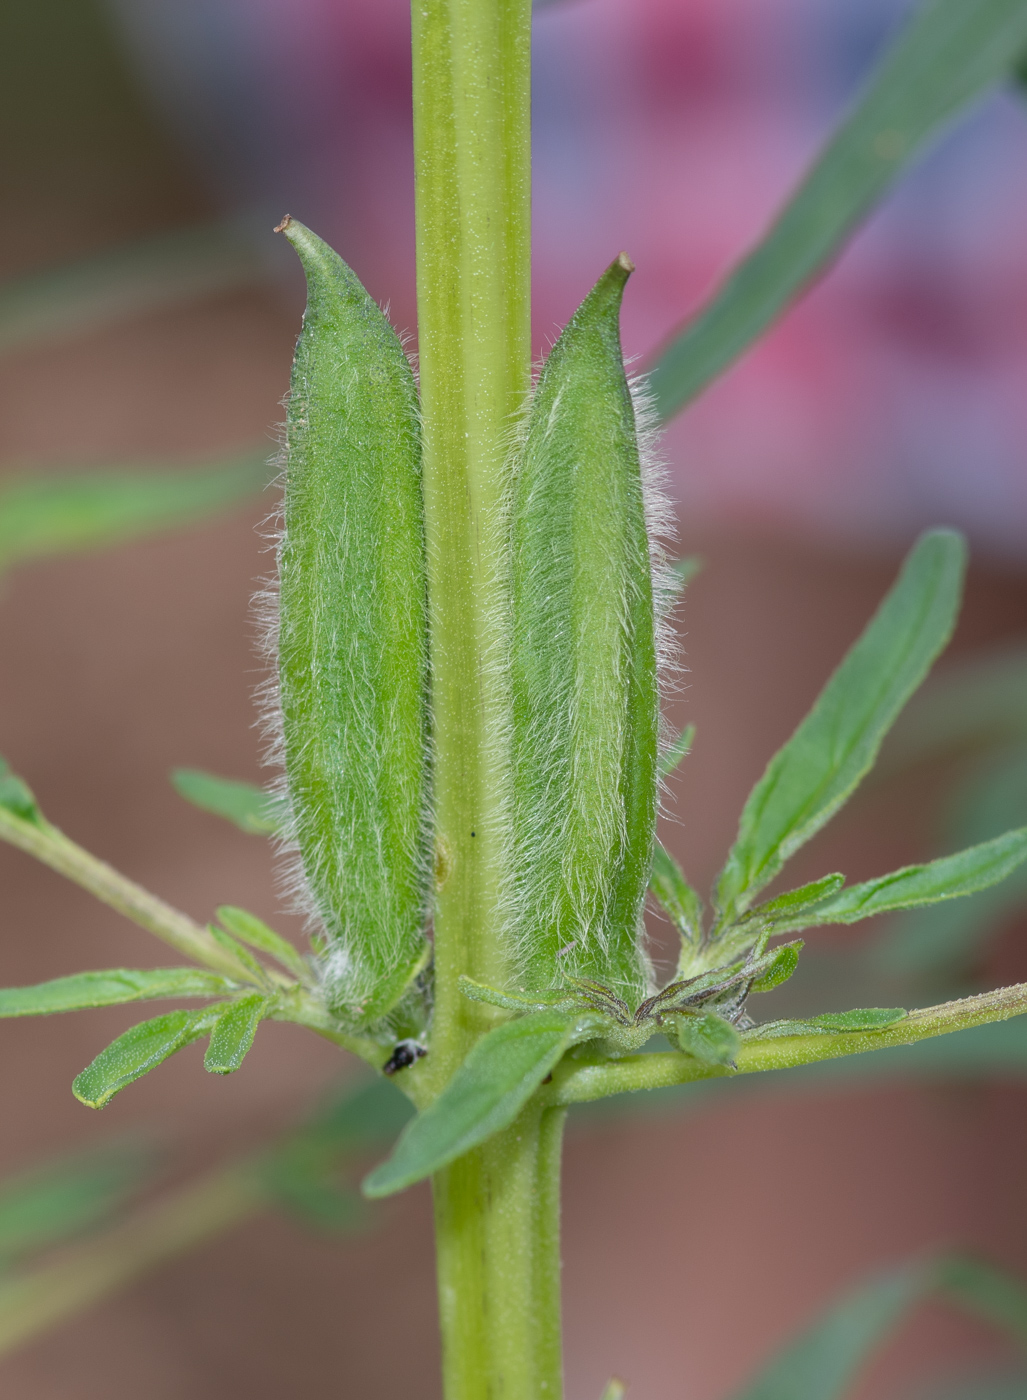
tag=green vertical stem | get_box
[412,3,540,1396]
[434,1106,567,1400]
[412,0,532,1081]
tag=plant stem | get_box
[546,980,1027,1105]
[411,1,544,1395]
[0,1162,263,1355]
[0,807,387,1070]
[0,807,246,979]
[412,0,532,1085]
[433,1106,566,1400]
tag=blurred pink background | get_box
[102,0,1027,556]
[1,1,1027,1397]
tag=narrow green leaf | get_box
[648,0,1027,420]
[206,925,270,987]
[777,829,1027,932]
[278,219,431,1024]
[0,456,270,574]
[508,254,659,1003]
[459,977,576,1014]
[363,1010,604,1198]
[729,1264,929,1400]
[651,841,704,944]
[746,874,846,927]
[170,770,284,836]
[72,1008,220,1109]
[659,724,695,778]
[810,1008,907,1032]
[715,531,966,923]
[749,943,802,994]
[0,221,268,355]
[0,1141,151,1269]
[204,995,269,1074]
[881,643,1027,774]
[745,1008,907,1039]
[0,756,44,827]
[875,750,1027,979]
[0,968,235,1017]
[939,1255,1027,1350]
[216,906,308,981]
[676,1011,741,1067]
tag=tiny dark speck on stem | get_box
[471,831,476,837]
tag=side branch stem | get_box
[548,982,1027,1105]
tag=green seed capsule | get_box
[276,219,430,1025]
[507,254,660,1004]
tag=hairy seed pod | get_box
[276,219,430,1024]
[507,254,659,1003]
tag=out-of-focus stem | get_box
[0,1163,264,1356]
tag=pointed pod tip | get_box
[273,214,293,234]
[616,251,635,275]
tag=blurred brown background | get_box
[2,0,1027,1397]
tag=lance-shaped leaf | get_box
[216,906,309,982]
[651,842,704,945]
[732,1254,1027,1400]
[881,643,1027,773]
[0,221,268,355]
[745,1008,907,1040]
[508,255,659,1003]
[729,1263,931,1400]
[715,531,965,925]
[170,769,283,836]
[0,456,269,575]
[648,0,1027,420]
[0,968,236,1017]
[277,219,431,1024]
[73,1007,223,1109]
[363,1009,605,1198]
[204,994,269,1074]
[772,829,1027,933]
[876,747,1027,979]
